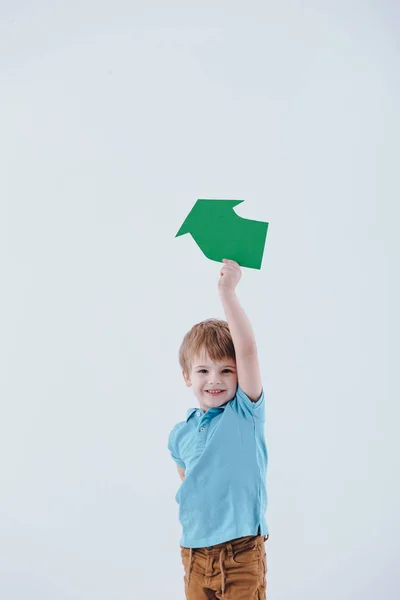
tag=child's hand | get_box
[218,259,242,292]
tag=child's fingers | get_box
[222,264,239,273]
[222,259,240,269]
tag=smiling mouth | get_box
[205,390,225,395]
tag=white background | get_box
[1,1,399,598]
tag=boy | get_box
[168,258,269,599]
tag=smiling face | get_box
[182,349,238,412]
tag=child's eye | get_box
[198,369,232,374]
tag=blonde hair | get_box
[179,318,236,377]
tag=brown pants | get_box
[180,534,268,599]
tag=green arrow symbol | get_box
[175,199,269,270]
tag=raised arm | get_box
[218,259,262,402]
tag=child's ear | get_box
[182,369,192,387]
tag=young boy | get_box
[168,259,269,599]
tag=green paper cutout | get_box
[175,199,269,270]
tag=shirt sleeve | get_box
[168,426,186,468]
[236,384,265,419]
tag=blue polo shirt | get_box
[168,384,268,548]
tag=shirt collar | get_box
[186,408,198,422]
[186,403,229,422]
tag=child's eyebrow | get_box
[194,364,236,369]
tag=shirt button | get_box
[196,412,201,417]
[200,427,205,431]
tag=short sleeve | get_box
[168,427,186,468]
[236,385,265,418]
